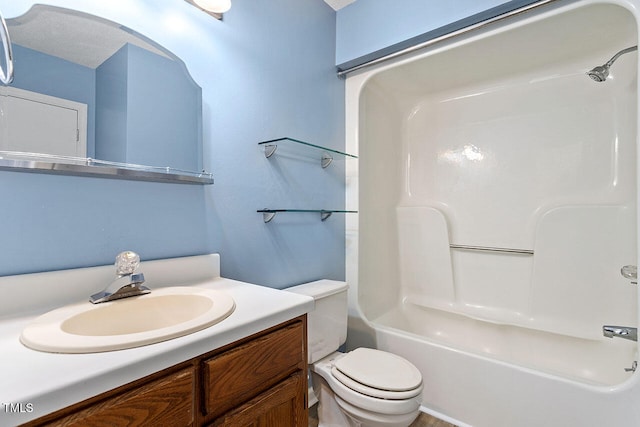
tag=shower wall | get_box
[359,0,638,340]
[348,1,640,424]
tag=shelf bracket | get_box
[258,137,356,168]
[258,209,356,223]
[264,144,277,158]
[262,211,277,223]
[321,153,333,168]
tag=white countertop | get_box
[0,255,314,426]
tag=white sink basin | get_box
[20,287,235,353]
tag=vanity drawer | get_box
[29,366,195,427]
[202,321,304,418]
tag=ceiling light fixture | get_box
[194,0,231,13]
[185,0,231,19]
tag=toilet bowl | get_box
[287,280,423,427]
[312,349,423,426]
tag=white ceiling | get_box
[9,2,356,69]
[7,5,171,69]
[323,0,356,11]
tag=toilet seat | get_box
[332,348,422,399]
[312,351,423,416]
[331,366,422,400]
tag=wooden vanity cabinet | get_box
[24,316,308,427]
[203,320,307,426]
[24,366,196,427]
[208,371,305,426]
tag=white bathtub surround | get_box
[346,0,640,426]
[0,254,314,425]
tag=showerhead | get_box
[587,45,637,83]
[587,65,609,82]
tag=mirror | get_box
[0,5,212,184]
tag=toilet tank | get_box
[287,280,348,363]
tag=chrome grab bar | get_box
[0,7,14,85]
[450,244,534,255]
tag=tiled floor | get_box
[410,412,457,427]
[308,405,457,427]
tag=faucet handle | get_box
[115,251,140,276]
[621,265,637,284]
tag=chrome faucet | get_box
[621,265,637,284]
[603,325,638,342]
[90,251,150,304]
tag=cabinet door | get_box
[33,367,195,427]
[208,372,305,427]
[203,321,304,419]
[0,87,87,157]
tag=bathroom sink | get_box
[20,287,235,353]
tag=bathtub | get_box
[344,1,640,426]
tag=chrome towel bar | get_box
[450,244,534,255]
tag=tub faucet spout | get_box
[603,325,637,341]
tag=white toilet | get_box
[288,280,423,427]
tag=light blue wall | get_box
[0,0,521,287]
[335,0,539,66]
[207,0,345,287]
[95,45,128,162]
[126,44,203,171]
[96,43,203,171]
[0,0,344,288]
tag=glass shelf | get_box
[258,137,357,168]
[257,209,358,223]
[0,151,214,184]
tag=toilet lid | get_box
[333,348,422,393]
[331,366,422,400]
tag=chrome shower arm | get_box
[605,46,638,67]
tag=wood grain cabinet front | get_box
[203,321,304,419]
[25,367,196,427]
[207,371,306,427]
[23,316,308,427]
